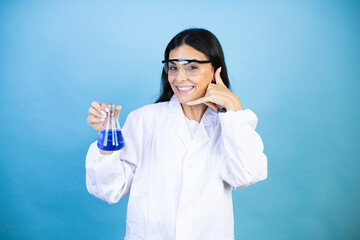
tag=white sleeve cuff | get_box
[219,109,258,130]
[85,141,122,168]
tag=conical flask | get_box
[97,104,124,151]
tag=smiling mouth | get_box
[176,86,195,94]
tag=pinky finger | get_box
[205,102,218,111]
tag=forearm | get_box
[219,109,268,189]
[223,92,243,112]
[86,142,134,204]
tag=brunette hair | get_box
[156,28,230,103]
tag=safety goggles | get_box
[162,59,212,76]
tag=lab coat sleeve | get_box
[219,109,267,189]
[85,112,138,204]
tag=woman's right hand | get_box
[87,101,122,133]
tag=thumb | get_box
[114,105,122,118]
[215,67,225,86]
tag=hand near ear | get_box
[186,67,243,111]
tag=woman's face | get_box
[168,44,214,104]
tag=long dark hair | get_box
[155,28,230,103]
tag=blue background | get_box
[1,0,359,239]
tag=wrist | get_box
[99,149,113,155]
[225,96,243,111]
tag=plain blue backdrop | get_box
[0,0,359,239]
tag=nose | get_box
[176,66,187,81]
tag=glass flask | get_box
[97,104,125,151]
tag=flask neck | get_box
[107,104,119,119]
[101,104,120,131]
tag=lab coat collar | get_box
[169,95,218,149]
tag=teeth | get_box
[177,86,193,91]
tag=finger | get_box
[114,105,122,117]
[90,101,109,117]
[89,107,106,118]
[87,116,105,124]
[186,96,211,106]
[99,103,110,112]
[91,101,103,113]
[205,102,218,111]
[214,67,225,86]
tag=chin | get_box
[174,94,191,104]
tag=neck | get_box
[180,103,207,123]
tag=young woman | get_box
[86,28,267,240]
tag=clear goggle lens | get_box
[163,60,211,76]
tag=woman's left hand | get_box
[186,67,243,111]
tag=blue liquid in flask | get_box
[97,129,125,151]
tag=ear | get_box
[211,68,216,83]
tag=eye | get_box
[186,64,199,71]
[169,65,178,71]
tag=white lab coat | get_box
[86,95,267,240]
